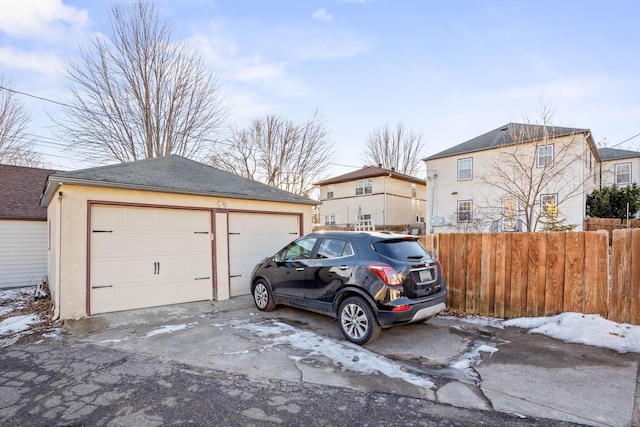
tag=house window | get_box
[537,144,554,167]
[502,197,518,231]
[615,163,631,185]
[541,194,558,214]
[327,185,334,199]
[457,200,472,222]
[324,214,336,225]
[355,179,372,195]
[457,158,473,181]
[411,183,417,199]
[416,213,425,223]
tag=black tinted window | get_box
[316,238,354,259]
[373,239,430,261]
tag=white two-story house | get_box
[315,165,427,231]
[423,123,600,233]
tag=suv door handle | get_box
[296,267,305,271]
[339,265,350,270]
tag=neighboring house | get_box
[424,123,600,233]
[40,155,318,320]
[0,164,57,289]
[598,147,640,187]
[314,165,427,232]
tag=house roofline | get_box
[314,166,425,186]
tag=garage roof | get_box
[40,155,319,207]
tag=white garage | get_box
[40,155,316,320]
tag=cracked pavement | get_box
[1,296,638,426]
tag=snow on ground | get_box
[0,287,55,347]
[143,322,199,338]
[504,313,640,353]
[231,318,438,388]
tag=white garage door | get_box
[90,205,212,314]
[228,213,300,297]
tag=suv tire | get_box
[338,296,381,345]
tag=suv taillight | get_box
[368,263,402,286]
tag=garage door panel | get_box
[228,213,300,297]
[90,206,212,314]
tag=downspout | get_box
[383,172,392,227]
[52,190,62,321]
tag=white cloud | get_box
[0,0,90,40]
[0,46,63,75]
[312,8,333,23]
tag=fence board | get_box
[563,232,585,313]
[508,233,529,318]
[610,229,632,323]
[632,229,640,325]
[545,232,565,315]
[479,233,495,317]
[493,233,510,319]
[584,231,609,317]
[465,234,481,314]
[526,233,546,317]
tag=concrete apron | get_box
[65,296,639,427]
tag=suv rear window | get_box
[373,239,430,261]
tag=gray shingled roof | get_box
[40,155,318,207]
[424,123,591,161]
[598,147,640,161]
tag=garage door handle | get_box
[154,262,160,275]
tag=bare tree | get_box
[478,105,589,232]
[211,111,334,197]
[0,79,41,167]
[57,1,228,163]
[363,122,425,176]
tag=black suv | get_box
[250,231,448,344]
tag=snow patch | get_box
[505,312,640,353]
[143,322,198,338]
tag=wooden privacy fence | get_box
[420,229,640,326]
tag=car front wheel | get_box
[338,296,381,345]
[253,279,275,311]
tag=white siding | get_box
[0,220,48,288]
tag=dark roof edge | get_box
[40,176,320,207]
[422,126,600,162]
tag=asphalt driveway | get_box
[55,296,639,427]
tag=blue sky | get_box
[1,0,639,177]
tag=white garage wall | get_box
[0,220,48,289]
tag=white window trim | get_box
[540,193,558,214]
[614,162,631,185]
[536,144,554,168]
[457,200,473,223]
[457,158,473,181]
